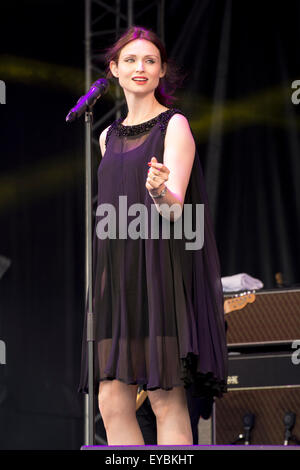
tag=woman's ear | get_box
[160,62,167,79]
[109,60,119,78]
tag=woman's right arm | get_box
[99,125,111,157]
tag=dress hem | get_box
[78,353,227,399]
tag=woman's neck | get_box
[123,94,168,125]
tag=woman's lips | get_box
[132,77,148,85]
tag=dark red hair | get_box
[104,26,185,107]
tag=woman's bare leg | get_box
[98,380,145,445]
[147,385,193,445]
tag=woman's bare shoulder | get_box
[167,112,190,130]
[99,123,112,157]
[165,112,195,148]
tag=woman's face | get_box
[110,39,166,96]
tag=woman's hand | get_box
[145,156,170,197]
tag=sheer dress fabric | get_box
[78,108,228,399]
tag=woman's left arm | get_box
[147,114,196,221]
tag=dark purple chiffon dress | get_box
[78,108,228,400]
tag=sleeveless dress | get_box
[78,108,228,400]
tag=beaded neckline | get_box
[114,109,170,137]
[105,108,185,146]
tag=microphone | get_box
[65,78,109,122]
[243,413,255,445]
[283,412,296,445]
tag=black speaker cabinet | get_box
[215,288,300,444]
[224,288,300,346]
[213,349,300,445]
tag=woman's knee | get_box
[98,380,138,422]
[147,386,187,421]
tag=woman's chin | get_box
[123,83,157,95]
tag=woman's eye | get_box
[124,58,155,63]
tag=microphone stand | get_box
[230,413,255,445]
[283,412,300,446]
[66,79,109,447]
[243,413,255,445]
[85,107,96,445]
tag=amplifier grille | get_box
[225,289,300,345]
[214,387,300,445]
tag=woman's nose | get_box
[136,61,144,72]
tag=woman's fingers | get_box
[147,170,168,187]
[146,158,169,192]
[146,176,161,189]
[148,161,170,175]
[146,170,166,189]
[149,167,166,177]
[145,179,165,192]
[148,169,168,181]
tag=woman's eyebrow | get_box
[123,54,159,58]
